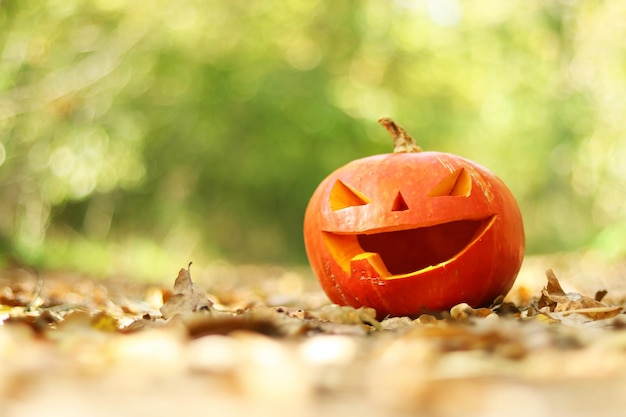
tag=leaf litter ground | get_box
[1,254,626,417]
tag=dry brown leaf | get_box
[450,303,494,320]
[595,289,608,302]
[160,264,213,319]
[538,269,623,321]
[307,304,381,329]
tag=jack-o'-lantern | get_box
[303,118,525,318]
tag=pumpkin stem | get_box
[378,117,422,153]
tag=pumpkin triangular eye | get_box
[428,167,471,197]
[391,192,409,211]
[330,180,371,211]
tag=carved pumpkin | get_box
[304,118,525,318]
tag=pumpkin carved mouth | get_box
[323,216,495,278]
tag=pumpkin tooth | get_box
[350,252,392,279]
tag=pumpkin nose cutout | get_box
[391,192,409,211]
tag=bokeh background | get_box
[1,0,625,279]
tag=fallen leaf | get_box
[538,269,622,321]
[307,304,381,330]
[182,314,283,338]
[450,303,493,320]
[594,289,608,302]
[160,264,213,319]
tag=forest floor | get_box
[1,253,626,417]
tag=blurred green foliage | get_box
[1,0,625,276]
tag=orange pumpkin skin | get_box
[304,150,525,318]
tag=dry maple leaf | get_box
[538,269,622,320]
[160,264,213,319]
